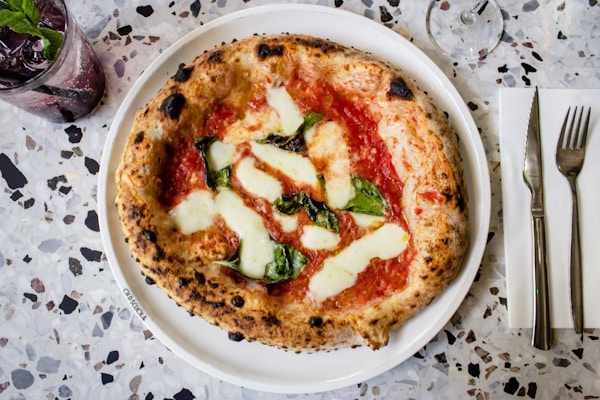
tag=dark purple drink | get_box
[0,0,105,122]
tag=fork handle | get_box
[531,215,553,350]
[568,178,584,334]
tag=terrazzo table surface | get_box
[1,0,599,399]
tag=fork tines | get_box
[559,106,591,150]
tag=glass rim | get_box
[0,0,71,94]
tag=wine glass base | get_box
[426,0,504,60]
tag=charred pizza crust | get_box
[115,34,469,352]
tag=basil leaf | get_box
[275,191,339,232]
[343,176,389,216]
[216,240,309,284]
[263,242,309,284]
[258,112,323,153]
[209,165,232,189]
[214,242,242,271]
[194,137,231,190]
[302,111,324,131]
[259,130,306,153]
[274,192,306,215]
[302,196,339,233]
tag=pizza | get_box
[114,33,469,352]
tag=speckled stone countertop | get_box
[1,0,599,399]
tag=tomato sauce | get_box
[204,103,238,140]
[158,138,206,208]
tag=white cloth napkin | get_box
[500,88,600,329]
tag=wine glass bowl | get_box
[426,0,504,60]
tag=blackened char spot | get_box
[160,93,185,120]
[231,295,245,308]
[178,278,191,287]
[387,77,413,100]
[127,203,144,221]
[173,63,193,82]
[309,316,323,328]
[263,315,280,327]
[195,272,206,284]
[293,36,337,52]
[256,43,284,59]
[134,131,144,144]
[142,229,157,243]
[207,50,223,63]
[152,246,166,262]
[228,331,244,342]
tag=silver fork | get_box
[556,106,591,334]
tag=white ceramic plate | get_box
[98,4,490,394]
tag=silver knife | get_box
[522,87,553,350]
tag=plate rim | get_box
[98,3,491,394]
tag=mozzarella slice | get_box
[170,190,216,234]
[215,190,274,279]
[273,212,298,233]
[306,121,354,209]
[224,109,280,144]
[207,140,237,171]
[236,157,282,202]
[350,212,386,229]
[267,85,304,136]
[250,142,319,188]
[301,225,340,250]
[308,223,409,302]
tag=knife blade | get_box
[522,87,553,350]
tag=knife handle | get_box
[531,215,553,350]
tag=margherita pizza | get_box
[115,34,469,352]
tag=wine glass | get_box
[426,0,504,60]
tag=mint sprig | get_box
[0,0,64,62]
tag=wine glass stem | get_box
[460,0,489,25]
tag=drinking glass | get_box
[0,0,105,122]
[426,0,504,60]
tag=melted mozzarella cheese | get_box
[306,121,354,209]
[250,142,318,188]
[169,188,275,279]
[215,190,274,279]
[236,157,282,202]
[266,86,304,136]
[207,140,237,171]
[308,223,410,302]
[350,212,386,229]
[170,190,216,234]
[301,225,340,250]
[224,109,280,144]
[273,212,298,233]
